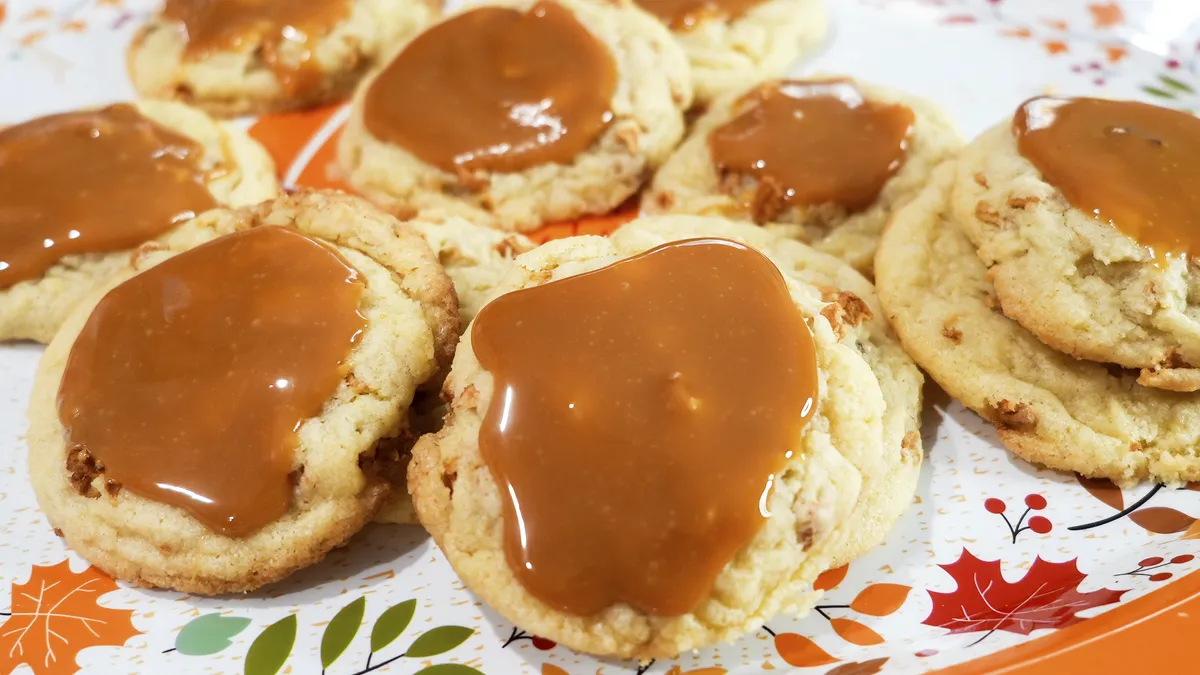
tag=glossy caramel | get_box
[57,226,366,537]
[471,238,819,616]
[635,0,765,30]
[1014,96,1200,260]
[363,2,616,174]
[0,104,216,289]
[163,0,350,93]
[708,80,915,219]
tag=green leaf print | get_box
[243,614,297,675]
[321,596,366,668]
[175,613,252,656]
[1159,74,1196,93]
[370,599,416,653]
[1142,85,1177,99]
[405,626,474,658]
[414,665,486,675]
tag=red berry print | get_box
[1140,556,1165,567]
[1172,554,1195,564]
[1028,516,1052,534]
[1150,572,1173,582]
[532,636,556,650]
[985,498,1006,514]
[1025,494,1047,510]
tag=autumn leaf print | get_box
[923,549,1125,645]
[0,561,141,675]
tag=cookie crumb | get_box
[973,172,988,188]
[901,431,922,463]
[1008,195,1040,209]
[494,237,527,258]
[614,125,639,153]
[360,433,415,486]
[941,323,962,343]
[796,525,814,551]
[986,399,1038,432]
[66,444,104,498]
[457,384,480,410]
[749,175,787,224]
[974,201,1001,226]
[820,291,873,339]
[655,191,674,210]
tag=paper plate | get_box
[3,1,1200,674]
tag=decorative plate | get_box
[3,1,1200,674]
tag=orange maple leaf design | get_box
[0,561,141,675]
[1043,40,1069,55]
[1088,2,1124,29]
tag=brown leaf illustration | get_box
[1077,476,1124,511]
[1181,519,1200,540]
[0,561,141,675]
[1129,507,1195,534]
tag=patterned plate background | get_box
[2,1,1200,674]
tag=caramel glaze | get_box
[362,2,616,175]
[163,0,351,94]
[57,226,366,537]
[471,238,819,616]
[635,0,765,30]
[0,104,216,290]
[1014,96,1200,261]
[708,80,915,223]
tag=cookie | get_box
[27,191,458,594]
[409,214,536,325]
[642,77,960,275]
[636,0,827,105]
[408,215,904,658]
[0,101,279,344]
[610,217,922,567]
[128,0,438,117]
[876,161,1200,487]
[339,0,692,232]
[952,103,1200,390]
[372,216,533,526]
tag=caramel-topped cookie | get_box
[339,0,691,232]
[633,0,826,105]
[408,215,901,658]
[879,160,1200,487]
[28,191,458,594]
[128,0,438,116]
[472,238,819,616]
[0,104,215,289]
[953,97,1200,391]
[644,77,960,275]
[0,101,278,343]
[363,2,616,175]
[58,226,365,537]
[708,80,914,214]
